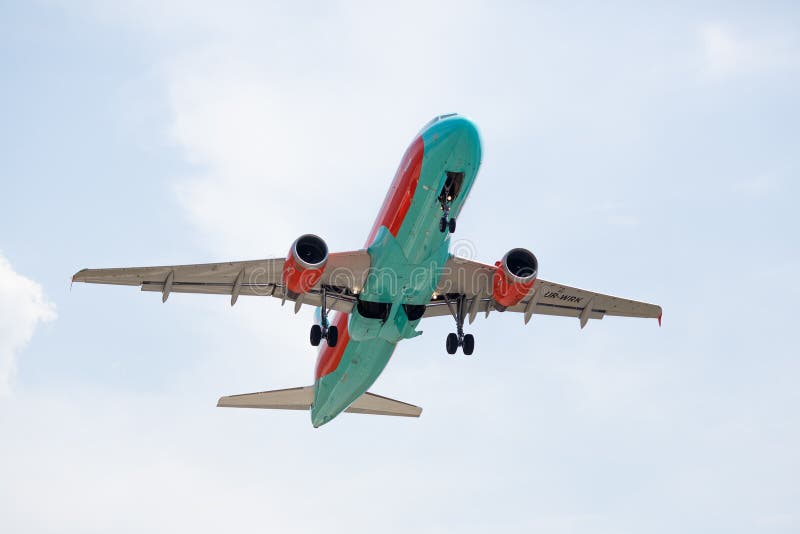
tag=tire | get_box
[446,333,459,355]
[448,218,456,233]
[462,333,474,355]
[439,217,447,233]
[310,324,322,346]
[327,325,339,347]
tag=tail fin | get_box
[217,386,422,418]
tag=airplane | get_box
[73,113,662,428]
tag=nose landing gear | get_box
[438,172,463,234]
[309,287,338,347]
[443,294,475,355]
[439,215,456,234]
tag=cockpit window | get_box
[418,113,458,134]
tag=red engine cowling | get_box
[492,248,538,310]
[282,234,329,296]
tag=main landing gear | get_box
[310,287,338,347]
[443,294,475,355]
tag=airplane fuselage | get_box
[311,115,482,427]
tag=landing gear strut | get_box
[310,287,338,347]
[443,294,475,355]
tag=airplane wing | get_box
[72,251,371,312]
[426,256,661,327]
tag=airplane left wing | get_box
[426,255,661,327]
[72,251,371,311]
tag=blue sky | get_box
[1,2,798,532]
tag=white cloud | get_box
[733,174,780,195]
[700,23,759,78]
[699,22,797,80]
[76,1,662,262]
[104,2,488,259]
[0,253,56,396]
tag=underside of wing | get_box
[72,250,371,312]
[428,256,661,327]
[515,278,662,320]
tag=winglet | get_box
[71,269,84,284]
[658,312,662,327]
[70,269,86,291]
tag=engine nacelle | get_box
[282,234,329,296]
[492,248,538,310]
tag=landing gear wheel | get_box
[310,324,322,346]
[448,218,456,233]
[326,325,339,347]
[443,294,476,356]
[439,217,448,233]
[446,333,459,355]
[462,333,474,355]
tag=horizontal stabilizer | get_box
[217,386,422,418]
[346,391,422,417]
[217,386,314,410]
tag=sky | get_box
[1,1,798,532]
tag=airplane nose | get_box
[423,114,481,149]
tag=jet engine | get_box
[282,234,329,297]
[491,248,538,310]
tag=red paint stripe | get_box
[315,136,423,380]
[365,135,425,246]
[314,312,351,379]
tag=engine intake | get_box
[283,234,329,296]
[492,248,538,309]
